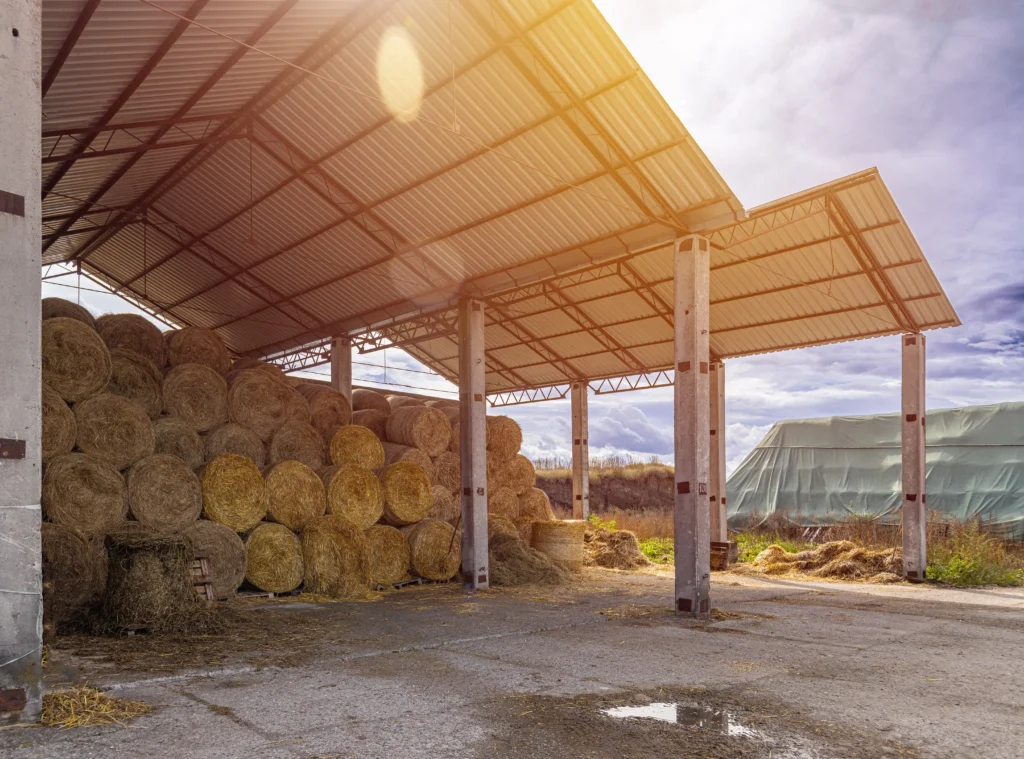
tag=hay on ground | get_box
[378,461,432,526]
[486,415,522,461]
[244,522,303,593]
[400,519,461,581]
[531,520,586,570]
[364,524,411,587]
[351,408,388,441]
[488,486,520,520]
[230,357,287,383]
[433,450,460,493]
[74,392,155,471]
[487,516,518,541]
[385,405,450,456]
[429,485,459,524]
[204,422,265,468]
[519,487,555,522]
[387,394,424,412]
[167,326,230,374]
[126,453,202,533]
[181,519,246,599]
[584,526,651,570]
[751,540,902,581]
[162,363,228,433]
[40,687,151,728]
[382,442,435,480]
[152,416,205,470]
[200,454,268,533]
[228,368,296,442]
[300,514,370,598]
[319,465,384,529]
[488,533,574,587]
[352,387,391,414]
[265,460,327,531]
[107,349,163,418]
[42,297,95,328]
[42,317,112,402]
[42,381,76,462]
[267,420,326,470]
[296,383,352,440]
[95,313,168,368]
[329,424,385,469]
[42,523,106,627]
[503,454,536,496]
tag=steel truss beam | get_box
[590,370,674,395]
[488,386,570,407]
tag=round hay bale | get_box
[439,406,460,424]
[265,460,327,531]
[296,384,352,440]
[200,454,268,533]
[126,453,202,533]
[352,388,391,414]
[74,392,155,471]
[352,408,388,442]
[42,381,76,462]
[106,520,164,540]
[503,454,536,496]
[378,461,432,526]
[514,519,535,545]
[486,415,522,461]
[449,420,459,455]
[382,442,435,480]
[41,523,105,625]
[204,422,265,468]
[531,520,586,570]
[433,450,460,493]
[43,453,128,535]
[364,524,411,587]
[486,452,506,492]
[519,487,555,522]
[168,327,230,374]
[244,523,303,593]
[488,486,520,520]
[231,369,300,442]
[267,421,325,470]
[286,389,311,424]
[230,357,287,383]
[152,417,205,470]
[385,406,450,457]
[181,520,246,599]
[95,313,168,368]
[42,297,95,328]
[300,514,369,598]
[429,485,459,524]
[329,424,385,469]
[387,394,424,412]
[425,398,459,409]
[319,465,384,529]
[163,363,228,432]
[42,317,112,402]
[107,349,163,418]
[488,516,518,541]
[400,519,461,581]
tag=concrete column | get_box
[673,235,711,616]
[458,298,489,590]
[901,333,927,582]
[708,361,727,543]
[330,336,352,404]
[0,0,43,724]
[570,382,589,521]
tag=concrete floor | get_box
[3,569,1023,759]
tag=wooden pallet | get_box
[191,557,214,603]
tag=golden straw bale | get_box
[230,357,287,383]
[301,514,370,598]
[486,452,507,492]
[42,317,112,402]
[531,520,586,570]
[200,454,268,533]
[382,442,435,480]
[244,523,303,593]
[286,388,311,424]
[74,392,156,471]
[228,368,295,442]
[519,487,556,522]
[400,519,461,581]
[95,313,168,368]
[152,416,205,470]
[429,485,459,524]
[163,363,228,433]
[433,450,460,493]
[107,349,163,418]
[204,422,265,467]
[296,384,353,440]
[43,453,128,535]
[488,516,518,541]
[364,524,411,587]
[352,408,388,441]
[265,460,327,531]
[168,326,230,374]
[503,454,536,496]
[329,424,385,469]
[378,461,432,526]
[267,421,326,470]
[486,415,522,461]
[439,406,460,424]
[42,381,76,462]
[385,406,450,457]
[387,394,424,412]
[42,297,95,328]
[488,486,520,520]
[425,399,458,409]
[181,519,246,598]
[126,453,202,533]
[42,523,106,625]
[319,465,384,529]
[514,519,534,545]
[352,388,391,414]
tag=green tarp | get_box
[726,402,1024,537]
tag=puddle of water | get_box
[602,702,762,739]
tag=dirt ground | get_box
[4,568,1023,759]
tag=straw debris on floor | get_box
[40,687,151,729]
[747,540,903,582]
[489,533,574,587]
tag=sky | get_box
[43,0,1024,475]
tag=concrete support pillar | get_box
[330,336,352,404]
[0,0,43,724]
[708,361,727,543]
[458,298,489,590]
[901,333,927,582]
[673,235,711,616]
[570,382,589,521]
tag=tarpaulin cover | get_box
[726,402,1024,537]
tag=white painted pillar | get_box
[330,336,352,403]
[458,298,489,590]
[0,0,43,723]
[901,333,927,582]
[570,382,589,520]
[708,360,727,543]
[673,235,711,616]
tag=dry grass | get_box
[534,454,672,482]
[40,687,151,729]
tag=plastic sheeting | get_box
[726,402,1024,537]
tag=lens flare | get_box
[376,25,424,123]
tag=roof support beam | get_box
[42,0,102,97]
[42,135,244,164]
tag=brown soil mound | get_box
[584,526,651,570]
[751,540,902,582]
[489,533,574,587]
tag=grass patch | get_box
[734,532,810,563]
[639,537,674,565]
[926,523,1024,586]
